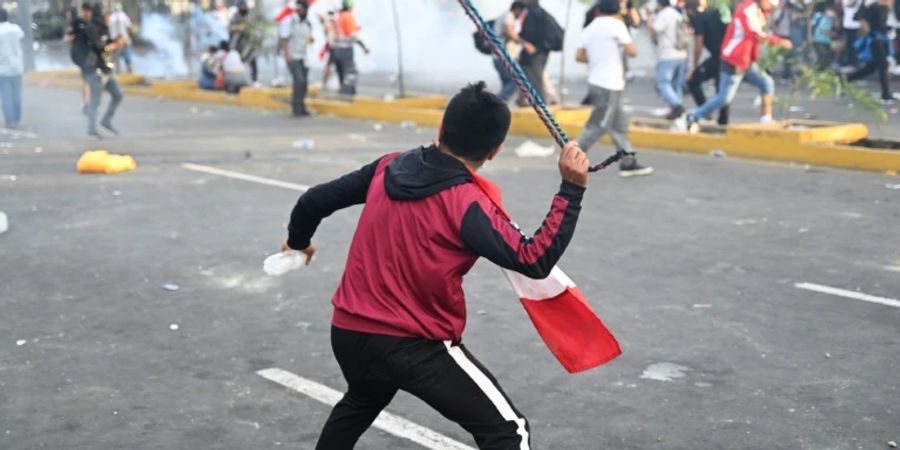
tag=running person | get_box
[280,82,590,449]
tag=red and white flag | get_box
[470,172,622,373]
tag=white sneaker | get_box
[760,115,774,124]
[891,66,900,76]
[670,114,688,132]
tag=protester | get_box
[220,40,250,93]
[685,0,793,132]
[492,1,526,101]
[318,10,337,90]
[0,9,24,129]
[106,3,133,74]
[841,0,863,66]
[646,0,690,120]
[576,0,653,177]
[279,0,313,116]
[197,45,220,90]
[847,0,894,103]
[281,81,590,450]
[517,0,561,103]
[331,0,369,96]
[809,1,837,69]
[686,0,730,125]
[69,2,123,138]
[229,2,259,84]
[889,0,900,73]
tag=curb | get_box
[26,71,900,173]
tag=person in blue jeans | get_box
[647,0,689,119]
[493,1,526,101]
[689,62,774,126]
[0,9,24,128]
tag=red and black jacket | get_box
[288,145,585,341]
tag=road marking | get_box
[257,368,475,450]
[181,163,310,192]
[794,282,900,309]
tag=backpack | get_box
[472,19,496,55]
[674,12,692,51]
[543,10,565,51]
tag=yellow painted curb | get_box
[26,70,900,173]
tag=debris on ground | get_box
[887,441,897,448]
[400,120,417,130]
[734,219,759,226]
[692,304,713,309]
[788,105,805,113]
[16,339,26,346]
[710,149,727,158]
[34,147,42,153]
[190,106,199,114]
[825,352,831,358]
[514,140,555,158]
[798,228,809,233]
[1,174,16,181]
[76,150,137,174]
[476,309,487,315]
[162,283,180,292]
[383,94,396,102]
[111,190,122,197]
[0,211,7,235]
[169,323,179,331]
[885,183,900,190]
[292,139,315,150]
[886,170,897,176]
[373,123,384,132]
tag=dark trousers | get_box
[316,327,531,450]
[848,39,891,100]
[519,50,550,103]
[687,57,729,125]
[288,59,308,115]
[331,46,358,96]
[813,42,833,70]
[842,28,859,66]
[83,68,123,134]
[248,58,258,83]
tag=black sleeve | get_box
[460,181,585,280]
[286,157,384,250]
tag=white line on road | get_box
[181,163,310,192]
[257,368,475,450]
[794,282,900,309]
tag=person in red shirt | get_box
[282,82,590,449]
[685,0,793,132]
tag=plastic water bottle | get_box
[292,139,315,150]
[263,251,307,276]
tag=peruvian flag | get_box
[274,0,316,23]
[470,172,622,373]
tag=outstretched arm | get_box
[286,156,386,250]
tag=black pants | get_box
[331,46,358,96]
[842,28,859,66]
[519,50,549,103]
[316,327,530,450]
[848,39,891,100]
[288,59,308,115]
[687,57,729,125]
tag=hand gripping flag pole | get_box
[458,0,622,372]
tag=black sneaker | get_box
[619,157,654,178]
[665,105,685,120]
[100,120,119,135]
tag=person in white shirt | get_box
[279,0,313,117]
[220,40,249,93]
[646,0,690,119]
[0,9,24,128]
[106,3,133,73]
[575,0,653,177]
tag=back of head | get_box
[219,40,230,51]
[511,1,526,11]
[440,82,511,162]
[0,9,7,23]
[597,0,621,15]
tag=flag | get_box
[469,172,622,373]
[274,0,316,23]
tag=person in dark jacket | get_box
[281,81,589,450]
[686,0,730,124]
[847,0,894,103]
[516,0,554,102]
[68,2,123,138]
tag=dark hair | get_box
[207,45,218,53]
[219,40,230,51]
[511,1,526,11]
[0,9,7,22]
[440,82,511,161]
[658,0,672,7]
[81,2,93,11]
[597,0,620,14]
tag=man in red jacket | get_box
[684,0,793,132]
[282,82,589,450]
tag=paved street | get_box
[1,85,898,450]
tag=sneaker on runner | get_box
[759,115,774,124]
[665,105,686,120]
[686,116,701,134]
[619,160,654,178]
[670,114,688,132]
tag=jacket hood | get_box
[385,145,472,200]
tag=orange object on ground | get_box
[76,150,137,174]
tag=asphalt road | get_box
[1,85,899,450]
